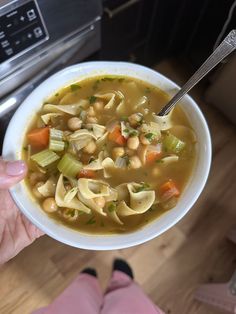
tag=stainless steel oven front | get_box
[0,0,102,148]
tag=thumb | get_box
[0,159,27,189]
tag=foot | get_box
[81,267,97,277]
[113,258,134,279]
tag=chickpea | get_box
[93,100,104,111]
[29,172,45,185]
[140,133,150,145]
[125,148,135,156]
[62,208,78,221]
[87,106,96,117]
[67,117,82,131]
[127,136,140,150]
[86,116,98,124]
[112,147,125,159]
[129,156,142,169]
[32,181,44,199]
[128,113,143,127]
[83,140,96,154]
[42,197,58,213]
[94,196,105,208]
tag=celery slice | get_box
[31,149,60,167]
[49,139,65,151]
[57,153,82,177]
[50,128,64,140]
[49,128,65,151]
[163,133,186,153]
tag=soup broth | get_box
[22,76,196,234]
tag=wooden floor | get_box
[1,60,236,314]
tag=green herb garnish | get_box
[129,130,138,137]
[107,202,116,212]
[145,133,156,141]
[101,77,115,81]
[120,116,128,121]
[144,87,151,94]
[89,157,96,163]
[86,217,96,225]
[123,128,129,133]
[156,159,164,164]
[70,84,81,91]
[135,182,150,193]
[54,93,59,97]
[78,210,85,216]
[89,95,97,104]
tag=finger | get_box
[0,159,27,189]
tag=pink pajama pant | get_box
[33,271,165,314]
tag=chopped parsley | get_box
[135,182,150,193]
[86,217,96,225]
[54,93,59,97]
[144,87,151,94]
[89,156,96,163]
[145,133,156,141]
[78,210,85,216]
[101,77,115,81]
[156,159,164,164]
[70,84,81,91]
[89,95,97,104]
[107,202,116,212]
[129,130,138,137]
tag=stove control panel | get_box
[0,0,48,63]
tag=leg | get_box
[101,259,164,314]
[32,270,103,314]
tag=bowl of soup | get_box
[3,62,211,249]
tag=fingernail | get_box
[6,161,27,176]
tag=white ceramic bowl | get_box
[3,61,211,250]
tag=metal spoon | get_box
[158,29,236,116]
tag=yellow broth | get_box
[22,76,196,234]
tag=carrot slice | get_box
[77,169,96,179]
[146,151,161,163]
[159,180,180,201]
[27,127,49,149]
[108,126,127,146]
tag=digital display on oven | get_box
[0,0,48,63]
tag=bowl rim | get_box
[2,61,212,250]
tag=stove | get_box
[0,0,102,150]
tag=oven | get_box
[0,0,102,149]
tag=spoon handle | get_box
[158,29,236,116]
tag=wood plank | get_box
[0,59,236,314]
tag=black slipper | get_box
[113,258,134,279]
[81,267,97,277]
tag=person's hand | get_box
[0,158,43,265]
